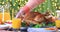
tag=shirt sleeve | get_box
[23,0,45,13]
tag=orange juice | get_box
[55,20,60,28]
[0,12,10,22]
[12,18,21,29]
[4,12,10,21]
[0,13,2,20]
[0,19,2,24]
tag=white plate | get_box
[27,28,56,32]
[0,24,9,29]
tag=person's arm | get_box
[16,0,45,18]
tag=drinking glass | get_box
[12,18,21,32]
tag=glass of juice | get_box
[0,3,10,22]
[55,19,60,28]
[4,3,10,22]
[12,18,21,32]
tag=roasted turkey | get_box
[23,12,45,24]
[18,11,56,25]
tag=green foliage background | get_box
[0,0,60,19]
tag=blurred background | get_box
[0,0,60,20]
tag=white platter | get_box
[0,24,9,29]
[27,28,56,32]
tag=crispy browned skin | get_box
[24,12,41,20]
[19,12,56,26]
[23,12,45,25]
